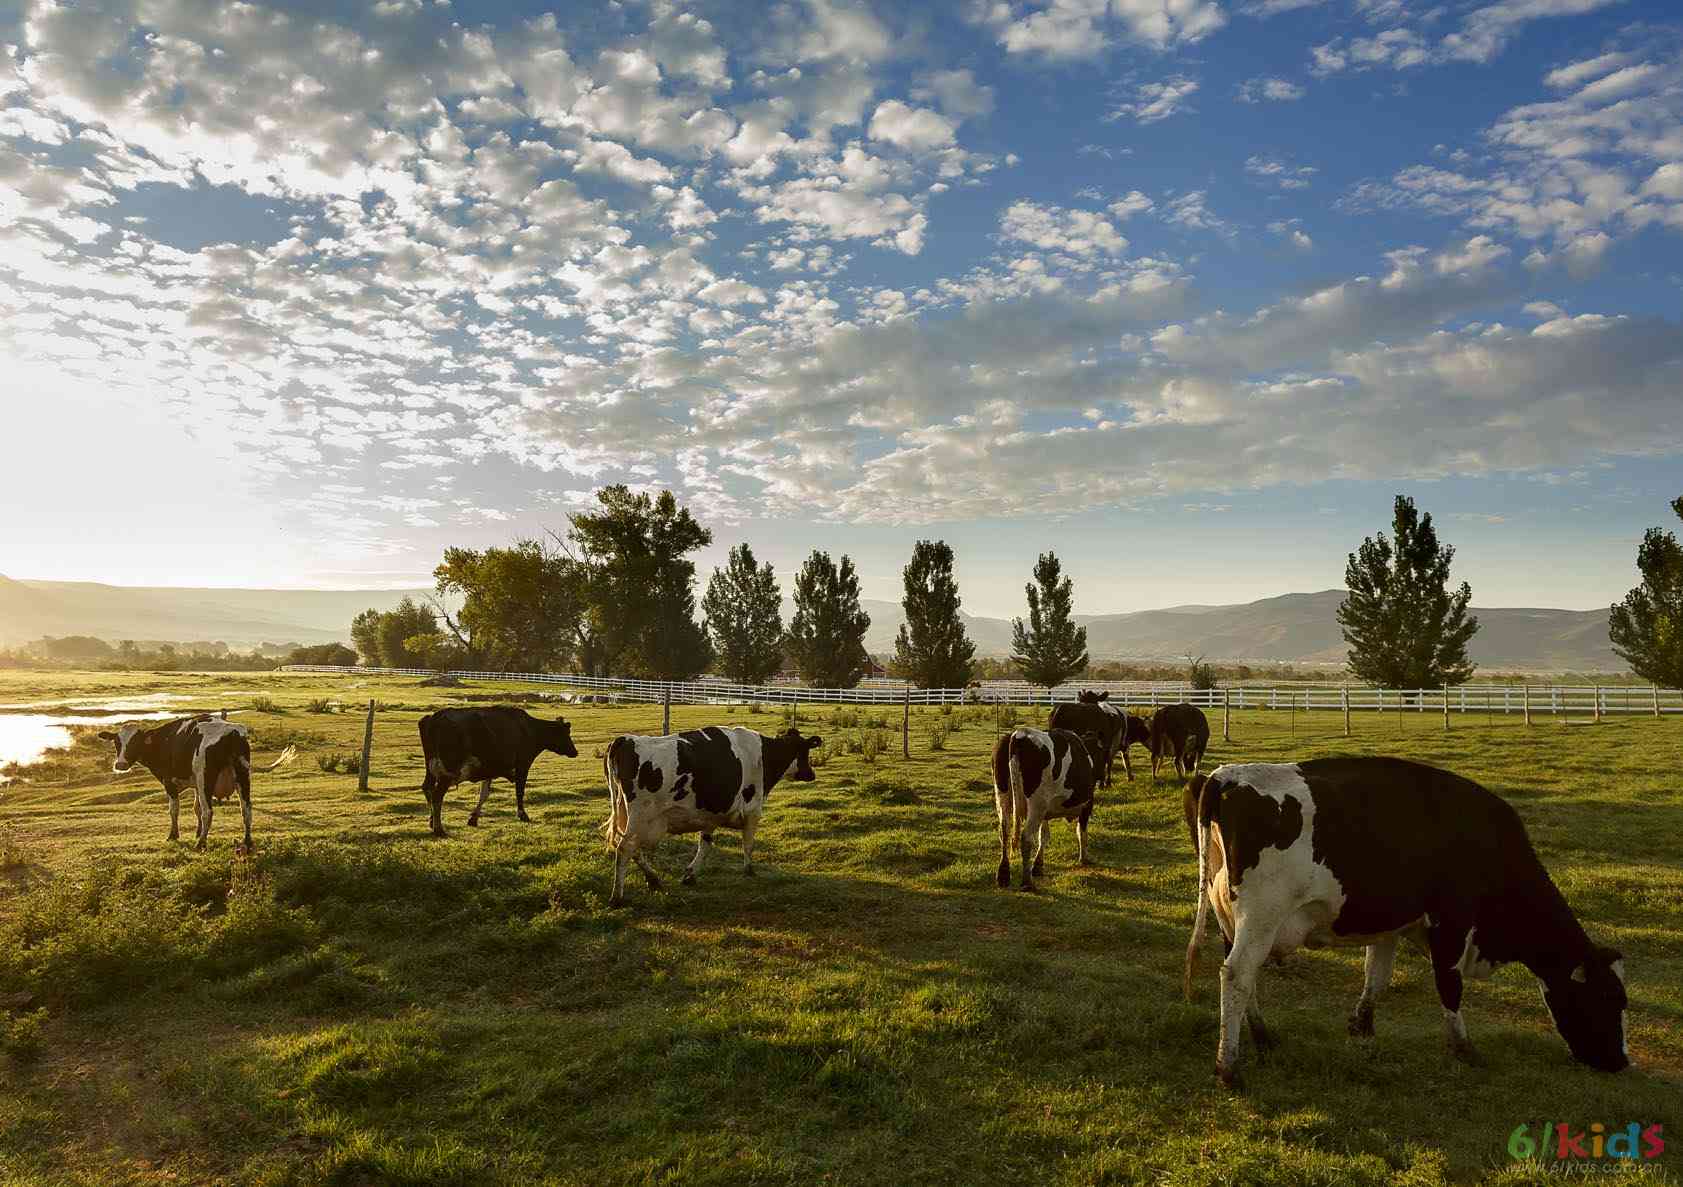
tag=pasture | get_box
[0,668,1678,1186]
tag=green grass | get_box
[0,668,1678,1185]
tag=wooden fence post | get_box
[358,699,374,792]
[1443,685,1450,732]
[902,683,911,760]
[1593,685,1601,724]
[792,687,798,727]
[1342,687,1350,737]
[663,684,672,735]
[1523,684,1531,726]
[1222,687,1231,743]
[1655,685,1662,718]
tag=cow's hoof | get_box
[1250,1024,1278,1053]
[1077,855,1092,867]
[517,811,531,823]
[1019,881,1038,893]
[996,864,1010,888]
[1216,1063,1244,1090]
[681,871,696,885]
[608,895,626,909]
[1031,862,1044,877]
[1450,1041,1484,1067]
[195,841,207,853]
[466,815,479,828]
[1347,1007,1375,1038]
[167,833,178,843]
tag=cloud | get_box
[1107,76,1199,124]
[999,201,1129,256]
[1236,76,1306,102]
[977,0,1227,58]
[910,68,996,118]
[1310,0,1626,74]
[868,100,959,151]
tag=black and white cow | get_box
[1183,758,1630,1087]
[1150,702,1209,779]
[990,726,1104,891]
[1048,690,1145,786]
[601,725,822,907]
[98,715,295,851]
[417,707,579,836]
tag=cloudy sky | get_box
[3,0,1681,616]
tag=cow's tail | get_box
[600,738,630,851]
[245,745,298,773]
[1006,732,1027,833]
[1184,774,1219,1001]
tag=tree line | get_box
[346,485,1683,690]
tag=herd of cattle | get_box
[97,695,1630,1085]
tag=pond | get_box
[0,712,177,779]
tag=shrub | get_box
[2,1007,46,1063]
[928,720,951,751]
[0,824,26,870]
[860,727,886,765]
[249,695,282,714]
[317,754,341,773]
[306,698,336,714]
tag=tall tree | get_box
[703,544,785,686]
[894,539,976,688]
[1338,494,1479,687]
[787,551,872,688]
[1011,552,1089,689]
[376,597,440,669]
[1608,495,1683,687]
[431,540,581,672]
[350,608,384,665]
[565,486,713,680]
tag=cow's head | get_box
[1077,689,1110,704]
[544,717,580,759]
[96,723,147,773]
[1543,946,1629,1072]
[1077,731,1106,764]
[777,728,823,782]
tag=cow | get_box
[1048,690,1146,786]
[601,725,822,907]
[417,707,579,837]
[1149,702,1209,779]
[98,715,295,851]
[990,726,1104,891]
[1183,758,1630,1087]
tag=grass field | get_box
[0,668,1678,1186]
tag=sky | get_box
[2,0,1681,618]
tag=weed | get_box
[307,697,336,714]
[249,694,282,713]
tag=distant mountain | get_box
[846,590,1619,672]
[0,576,432,648]
[2,577,1622,672]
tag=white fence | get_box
[280,666,1683,717]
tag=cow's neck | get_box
[759,735,797,794]
[1481,869,1593,981]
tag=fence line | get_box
[280,666,1683,716]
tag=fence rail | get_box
[280,666,1683,716]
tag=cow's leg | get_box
[633,849,663,891]
[236,762,253,853]
[1217,922,1276,1088]
[1019,801,1044,891]
[994,785,1012,888]
[514,769,531,824]
[610,832,633,907]
[166,788,180,842]
[467,779,493,827]
[1074,802,1093,865]
[1246,976,1276,1053]
[1427,921,1480,1064]
[740,814,759,876]
[682,833,713,885]
[1348,936,1400,1037]
[1031,818,1049,877]
[610,815,662,905]
[194,782,212,852]
[1150,740,1162,781]
[1119,741,1133,783]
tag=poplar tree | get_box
[787,551,872,688]
[1011,552,1089,689]
[894,539,976,688]
[1608,496,1683,687]
[703,544,785,686]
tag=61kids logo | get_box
[1509,1123,1665,1163]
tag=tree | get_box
[1609,496,1683,687]
[787,551,872,688]
[1011,552,1089,689]
[703,544,785,686]
[565,486,713,680]
[894,539,976,688]
[431,540,581,672]
[350,609,384,665]
[1338,495,1479,687]
[287,643,357,666]
[371,597,439,669]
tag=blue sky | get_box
[2,0,1680,617]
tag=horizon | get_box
[5,0,1681,619]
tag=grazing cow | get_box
[990,727,1104,891]
[417,707,579,836]
[98,715,295,851]
[1048,690,1146,786]
[1184,758,1630,1087]
[1150,702,1209,779]
[601,726,822,906]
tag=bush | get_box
[928,720,951,751]
[860,727,886,765]
[2,1007,46,1063]
[249,695,282,714]
[0,824,25,870]
[1188,654,1218,691]
[317,754,341,773]
[306,698,336,714]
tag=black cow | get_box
[418,707,579,836]
[1048,690,1145,786]
[1184,758,1630,1086]
[1149,702,1209,779]
[98,715,295,851]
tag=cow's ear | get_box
[805,735,823,750]
[1571,963,1589,983]
[1097,691,1109,701]
[97,730,116,741]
